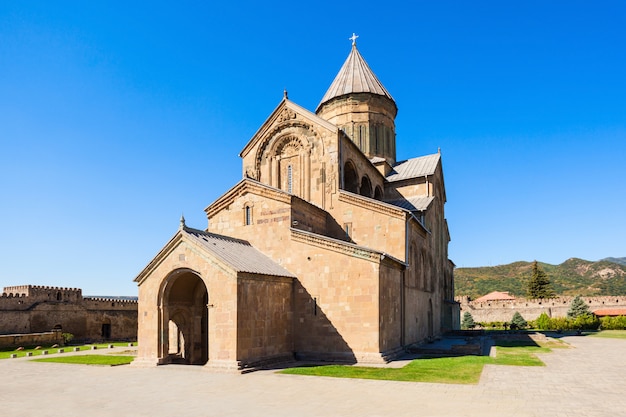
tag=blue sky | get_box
[1,1,624,295]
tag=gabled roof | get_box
[240,98,338,159]
[385,196,434,212]
[135,221,295,284]
[317,43,394,112]
[474,291,516,303]
[205,178,290,219]
[183,227,296,278]
[386,153,440,182]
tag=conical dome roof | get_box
[316,42,394,112]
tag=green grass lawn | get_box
[32,355,135,366]
[0,342,136,360]
[588,330,626,339]
[280,341,555,384]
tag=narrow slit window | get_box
[287,164,293,194]
[344,222,352,238]
[245,206,252,226]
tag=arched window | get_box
[343,161,359,193]
[384,126,391,155]
[270,136,303,197]
[244,205,253,226]
[375,127,379,153]
[360,176,372,198]
[358,125,365,149]
[374,186,383,200]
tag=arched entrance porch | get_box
[158,269,208,365]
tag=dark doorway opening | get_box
[101,323,111,339]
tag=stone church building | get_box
[134,39,458,371]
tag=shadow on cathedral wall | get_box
[291,281,357,364]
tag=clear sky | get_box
[1,1,624,295]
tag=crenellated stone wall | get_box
[1,285,137,342]
[456,295,626,323]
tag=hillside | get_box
[455,257,626,299]
[602,257,626,266]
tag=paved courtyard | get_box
[0,335,624,417]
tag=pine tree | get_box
[567,295,591,318]
[461,311,475,329]
[510,311,527,330]
[526,260,555,299]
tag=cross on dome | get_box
[349,33,359,46]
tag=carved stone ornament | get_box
[276,136,302,157]
[278,107,297,122]
[245,167,257,180]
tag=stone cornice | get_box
[238,272,294,284]
[338,190,407,220]
[291,228,381,262]
[291,228,404,268]
[204,179,291,218]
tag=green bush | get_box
[600,316,626,330]
[62,333,74,344]
[510,312,528,330]
[531,314,600,331]
[534,312,551,330]
[571,314,600,330]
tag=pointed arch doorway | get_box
[159,269,208,365]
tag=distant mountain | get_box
[602,257,626,266]
[455,258,626,299]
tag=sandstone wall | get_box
[457,295,626,323]
[1,286,137,341]
[236,273,293,365]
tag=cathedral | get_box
[134,38,458,370]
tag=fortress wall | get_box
[0,311,31,334]
[82,297,138,310]
[82,298,138,341]
[0,293,32,311]
[456,296,626,323]
[0,286,137,341]
[3,285,82,303]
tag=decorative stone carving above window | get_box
[278,107,297,122]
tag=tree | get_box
[526,261,555,299]
[535,312,551,330]
[461,311,475,329]
[510,311,527,330]
[567,295,591,318]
